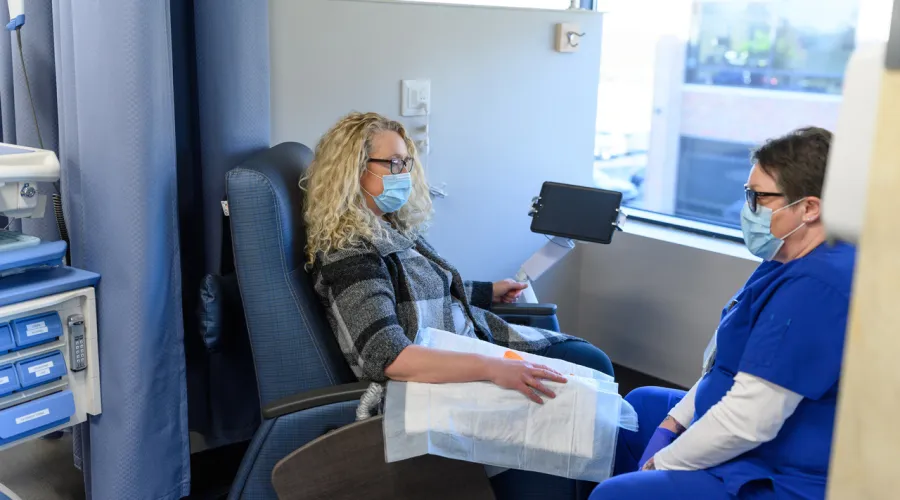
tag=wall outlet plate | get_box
[401,79,431,117]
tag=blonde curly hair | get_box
[302,112,432,264]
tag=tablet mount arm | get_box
[515,185,626,304]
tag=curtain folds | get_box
[0,0,271,497]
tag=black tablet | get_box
[529,182,624,244]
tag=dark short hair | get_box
[750,126,833,202]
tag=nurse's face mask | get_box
[741,186,807,261]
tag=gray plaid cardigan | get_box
[312,224,574,382]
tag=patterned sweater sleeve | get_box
[316,249,411,382]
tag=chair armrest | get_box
[262,381,370,420]
[491,303,558,317]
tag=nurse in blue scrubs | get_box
[591,127,854,500]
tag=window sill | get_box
[621,209,760,262]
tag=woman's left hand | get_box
[493,279,528,304]
[641,457,656,471]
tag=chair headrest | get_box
[226,142,355,406]
[232,142,313,273]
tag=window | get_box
[685,1,857,95]
[592,0,886,233]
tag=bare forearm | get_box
[659,415,687,435]
[385,345,491,384]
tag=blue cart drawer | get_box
[15,351,67,390]
[11,312,62,348]
[0,390,74,443]
[0,365,17,397]
[0,325,12,353]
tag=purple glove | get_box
[638,427,679,470]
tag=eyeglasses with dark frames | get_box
[368,157,413,175]
[744,184,785,213]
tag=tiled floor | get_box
[0,433,84,500]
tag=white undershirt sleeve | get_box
[667,379,699,429]
[653,372,803,471]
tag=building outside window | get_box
[592,0,876,232]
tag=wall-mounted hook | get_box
[567,31,586,48]
[556,24,584,53]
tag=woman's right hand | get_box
[486,358,568,404]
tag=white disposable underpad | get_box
[383,328,638,482]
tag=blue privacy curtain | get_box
[0,0,270,498]
[178,0,270,450]
[54,0,190,499]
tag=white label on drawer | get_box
[25,321,49,337]
[0,376,7,385]
[27,361,54,375]
[15,408,49,425]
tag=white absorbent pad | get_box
[383,328,638,482]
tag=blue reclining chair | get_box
[225,142,562,499]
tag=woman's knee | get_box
[574,342,614,377]
[547,341,614,377]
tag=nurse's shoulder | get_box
[782,241,856,297]
[739,242,853,400]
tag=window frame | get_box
[624,207,745,243]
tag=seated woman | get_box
[590,127,853,500]
[304,111,612,500]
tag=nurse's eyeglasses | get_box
[744,185,785,213]
[368,157,413,175]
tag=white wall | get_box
[269,0,762,387]
[571,233,757,387]
[270,0,604,280]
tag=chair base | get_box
[272,416,495,500]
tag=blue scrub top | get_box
[693,242,856,500]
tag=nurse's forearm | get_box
[653,372,803,471]
[385,345,493,384]
[659,416,686,434]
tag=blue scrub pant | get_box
[590,387,772,500]
[490,340,614,500]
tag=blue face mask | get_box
[740,198,806,261]
[363,169,412,214]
